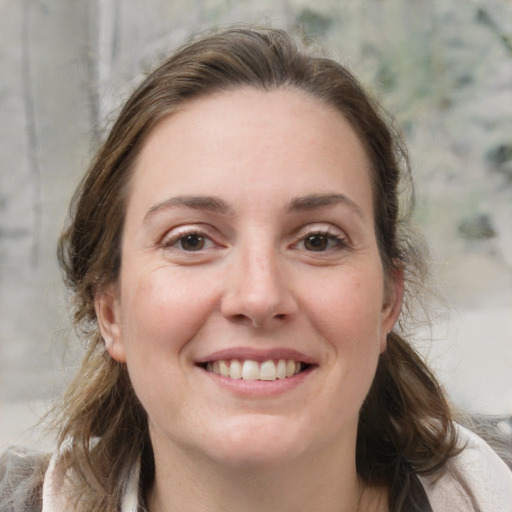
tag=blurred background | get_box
[1,0,511,449]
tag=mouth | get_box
[197,358,313,381]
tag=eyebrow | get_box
[144,192,365,223]
[287,193,366,220]
[144,195,231,223]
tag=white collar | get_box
[42,452,140,512]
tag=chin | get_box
[198,415,311,469]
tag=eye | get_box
[162,228,216,252]
[296,231,347,252]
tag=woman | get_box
[1,27,511,512]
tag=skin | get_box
[97,88,403,512]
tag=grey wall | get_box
[1,0,511,447]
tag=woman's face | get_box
[97,88,402,468]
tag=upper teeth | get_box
[206,359,302,381]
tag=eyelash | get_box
[161,228,217,252]
[294,230,348,253]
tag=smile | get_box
[203,359,308,381]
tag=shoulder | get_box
[0,445,49,512]
[420,423,512,511]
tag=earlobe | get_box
[95,286,127,363]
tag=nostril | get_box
[232,314,251,324]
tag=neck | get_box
[145,432,387,512]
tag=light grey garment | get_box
[1,424,511,511]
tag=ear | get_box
[380,267,404,352]
[95,285,126,363]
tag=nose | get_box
[220,245,297,328]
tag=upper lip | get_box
[195,347,318,365]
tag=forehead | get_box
[128,87,373,217]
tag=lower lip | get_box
[199,366,315,398]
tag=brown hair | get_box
[57,27,464,511]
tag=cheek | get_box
[300,266,386,344]
[299,264,385,393]
[119,268,219,357]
